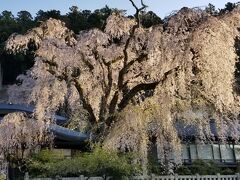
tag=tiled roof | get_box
[0,103,67,125]
[0,103,89,146]
[175,119,235,141]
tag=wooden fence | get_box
[25,173,240,180]
[132,174,240,180]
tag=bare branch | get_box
[78,51,94,71]
[129,0,139,11]
[141,0,148,9]
[109,1,149,115]
[129,0,148,26]
[118,66,180,110]
[118,82,159,110]
[73,79,97,123]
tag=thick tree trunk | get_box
[7,163,23,180]
[0,62,3,90]
[7,165,16,180]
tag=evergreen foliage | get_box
[27,148,139,179]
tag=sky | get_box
[0,0,239,18]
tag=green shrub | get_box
[175,166,192,175]
[147,154,165,175]
[26,150,65,177]
[0,174,6,180]
[221,168,235,175]
[27,147,140,179]
[190,160,220,175]
[176,160,220,175]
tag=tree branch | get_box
[129,0,148,27]
[109,1,148,115]
[99,60,113,122]
[118,82,159,110]
[73,79,97,123]
[118,66,180,110]
[42,56,97,123]
[42,58,68,81]
[79,51,94,71]
[42,56,58,68]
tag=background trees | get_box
[16,11,34,33]
[0,10,35,86]
[140,11,163,28]
[205,3,218,16]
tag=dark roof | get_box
[0,103,68,125]
[174,119,240,142]
[175,119,218,141]
[0,103,90,146]
[50,124,89,142]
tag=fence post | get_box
[217,173,220,180]
[24,172,29,180]
[151,174,156,180]
[79,175,85,180]
[236,173,240,180]
[175,174,178,180]
[196,173,200,180]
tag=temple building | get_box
[154,120,240,167]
